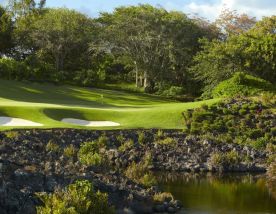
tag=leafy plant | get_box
[36,180,114,214]
[78,142,103,166]
[46,140,60,153]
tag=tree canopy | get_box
[0,2,275,99]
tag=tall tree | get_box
[16,8,94,76]
[190,15,276,90]
[99,5,216,92]
[0,6,13,56]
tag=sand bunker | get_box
[61,118,120,127]
[0,117,43,126]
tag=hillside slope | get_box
[0,79,219,129]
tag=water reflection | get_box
[156,173,276,214]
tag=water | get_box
[157,173,276,214]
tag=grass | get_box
[0,79,219,130]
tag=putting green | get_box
[0,79,219,129]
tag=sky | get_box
[1,0,276,21]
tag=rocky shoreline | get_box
[0,129,271,213]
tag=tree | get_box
[0,6,13,56]
[16,8,95,77]
[99,5,216,92]
[216,8,257,38]
[190,15,276,91]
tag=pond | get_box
[157,173,276,214]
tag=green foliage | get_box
[183,97,275,149]
[63,144,77,158]
[190,16,276,92]
[118,139,134,152]
[78,142,103,166]
[211,72,275,98]
[0,6,13,55]
[137,131,146,145]
[153,192,174,202]
[36,180,114,214]
[210,151,240,167]
[125,152,156,187]
[247,129,263,139]
[100,4,217,93]
[5,131,19,139]
[46,140,60,153]
[160,86,185,97]
[251,138,267,149]
[155,137,176,146]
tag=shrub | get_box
[46,140,60,153]
[156,129,164,139]
[137,131,146,145]
[98,135,108,147]
[192,111,214,122]
[5,131,19,139]
[125,152,156,187]
[248,129,263,139]
[161,86,184,97]
[190,121,202,132]
[155,137,176,146]
[36,180,114,214]
[251,138,267,149]
[211,72,275,98]
[116,135,125,144]
[271,127,276,137]
[210,151,240,167]
[118,139,134,152]
[153,192,174,202]
[63,144,77,158]
[239,109,247,115]
[78,142,103,166]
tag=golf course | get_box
[0,79,219,129]
[1,2,276,214]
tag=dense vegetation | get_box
[203,72,276,99]
[0,1,275,98]
[183,97,276,149]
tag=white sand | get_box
[0,117,43,126]
[61,118,120,127]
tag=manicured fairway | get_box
[0,79,219,129]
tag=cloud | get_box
[165,0,276,21]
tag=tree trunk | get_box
[135,61,139,87]
[144,71,148,88]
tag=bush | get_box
[46,140,60,153]
[63,144,77,158]
[125,153,156,187]
[211,72,275,98]
[190,122,201,134]
[161,86,184,97]
[248,129,263,139]
[36,180,114,214]
[210,151,240,167]
[137,131,146,145]
[78,142,103,166]
[239,109,247,115]
[155,137,176,146]
[118,139,134,152]
[0,58,29,80]
[251,138,267,149]
[5,131,19,139]
[271,127,276,137]
[153,192,174,202]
